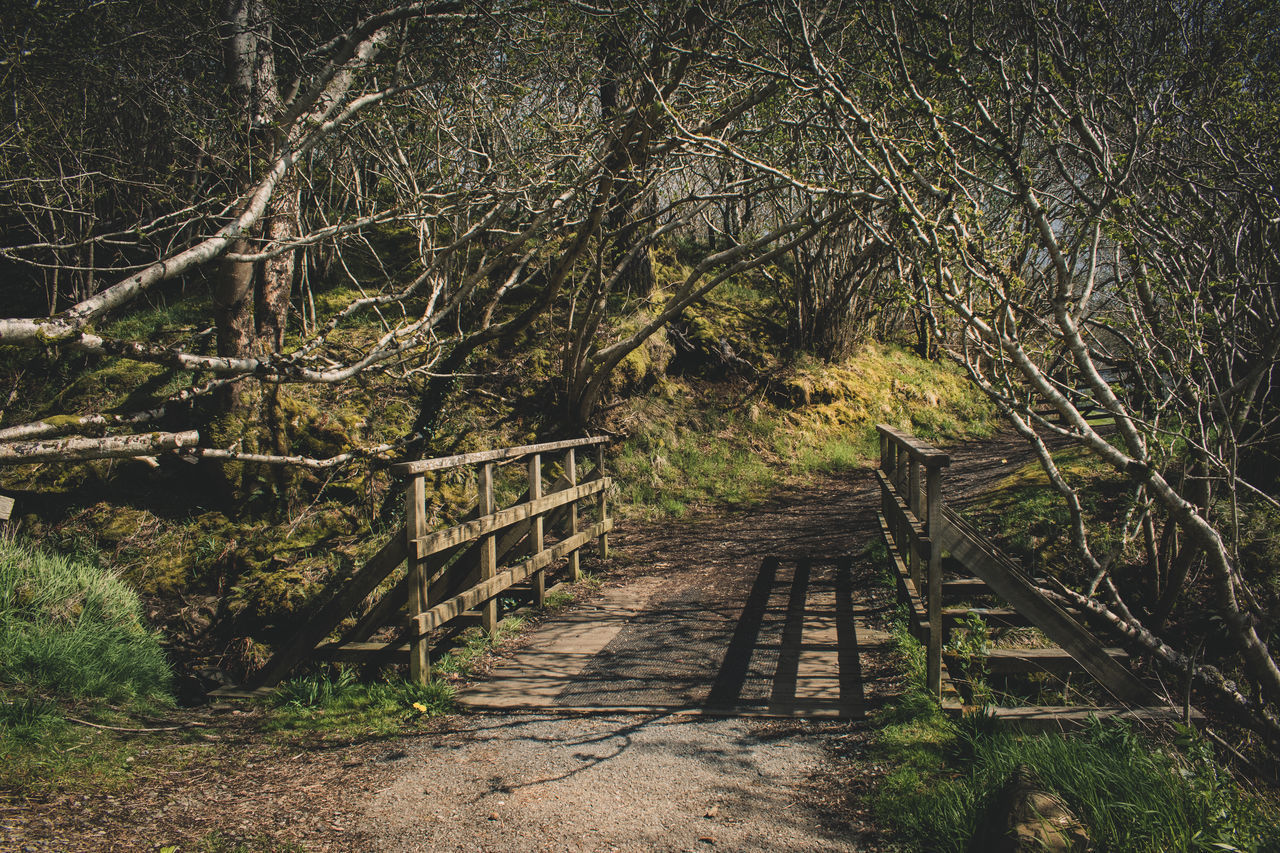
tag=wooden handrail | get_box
[389,436,609,475]
[247,435,614,689]
[399,435,613,683]
[876,424,951,466]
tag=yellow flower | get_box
[412,701,428,713]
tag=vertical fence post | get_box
[880,432,892,522]
[478,462,498,634]
[528,453,545,608]
[908,457,922,591]
[565,448,580,581]
[406,475,429,684]
[595,444,608,559]
[925,463,943,698]
[894,444,908,562]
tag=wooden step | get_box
[943,607,1028,630]
[208,685,277,699]
[979,647,1129,675]
[988,704,1200,733]
[314,640,410,661]
[941,578,992,598]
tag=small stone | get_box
[704,805,719,818]
[489,812,500,821]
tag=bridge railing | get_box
[875,424,949,697]
[875,424,1173,726]
[250,436,611,689]
[393,436,611,683]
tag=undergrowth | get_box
[873,602,1280,851]
[261,667,454,741]
[0,537,171,704]
[610,342,996,520]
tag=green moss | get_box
[772,343,993,441]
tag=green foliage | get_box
[873,582,1279,852]
[0,537,171,705]
[610,342,996,519]
[944,613,992,703]
[433,615,527,678]
[263,668,454,740]
[0,537,173,789]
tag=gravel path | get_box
[360,712,873,852]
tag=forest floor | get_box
[1,433,1041,852]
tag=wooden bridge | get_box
[876,424,1192,729]
[244,436,612,691]
[236,429,1189,729]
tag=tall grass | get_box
[0,538,171,705]
[873,602,1280,851]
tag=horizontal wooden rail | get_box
[390,436,609,475]
[875,469,931,557]
[875,424,1178,728]
[877,424,950,466]
[410,519,612,636]
[412,478,607,561]
[243,436,614,690]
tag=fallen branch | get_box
[0,430,200,466]
[188,442,397,469]
[65,716,183,733]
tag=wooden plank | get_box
[250,532,408,688]
[876,424,951,465]
[595,444,609,559]
[980,647,1129,675]
[942,578,993,598]
[528,453,545,608]
[925,464,943,697]
[208,685,277,700]
[407,475,430,683]
[875,470,930,554]
[409,520,612,636]
[882,512,965,710]
[938,506,1161,706]
[314,640,411,661]
[943,607,1027,630]
[390,436,609,475]
[478,462,498,633]
[424,480,572,615]
[565,447,580,582]
[987,704,1203,732]
[411,477,608,560]
[0,494,13,522]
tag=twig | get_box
[65,716,183,733]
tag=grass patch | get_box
[433,615,528,678]
[609,342,996,520]
[0,536,176,789]
[872,591,1280,851]
[261,667,453,740]
[0,537,171,705]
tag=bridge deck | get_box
[458,555,894,718]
